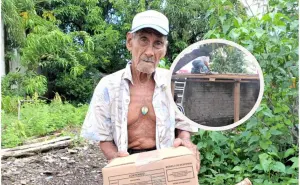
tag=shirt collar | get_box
[123,61,164,87]
[123,61,134,84]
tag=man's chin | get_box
[136,62,156,74]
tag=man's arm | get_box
[81,78,114,143]
[81,77,129,162]
[100,141,118,160]
[100,141,129,162]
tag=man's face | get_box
[126,28,167,74]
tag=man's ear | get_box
[161,44,168,58]
[126,32,133,52]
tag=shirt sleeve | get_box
[80,77,114,141]
[175,111,199,133]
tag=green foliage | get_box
[2,0,298,184]
[158,58,171,69]
[54,72,97,103]
[2,0,27,48]
[3,0,126,102]
[1,71,47,97]
[1,118,25,148]
[3,0,246,103]
[1,95,88,148]
[190,0,299,184]
[210,46,247,74]
[1,95,19,114]
[192,127,299,184]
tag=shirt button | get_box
[125,99,129,104]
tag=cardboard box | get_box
[102,146,199,185]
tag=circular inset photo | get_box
[168,39,264,131]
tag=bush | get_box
[1,95,20,114]
[1,71,47,97]
[193,0,299,183]
[192,124,298,184]
[1,95,88,148]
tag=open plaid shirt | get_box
[81,62,198,152]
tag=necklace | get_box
[140,83,149,115]
[141,106,148,115]
[133,71,153,116]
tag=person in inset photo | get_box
[191,56,211,74]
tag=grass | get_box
[1,96,88,148]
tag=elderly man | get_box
[81,10,200,172]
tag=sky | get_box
[239,0,268,18]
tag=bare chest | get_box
[127,83,156,125]
[126,82,157,148]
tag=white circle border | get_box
[166,39,265,131]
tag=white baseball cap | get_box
[130,10,169,35]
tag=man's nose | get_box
[144,44,155,57]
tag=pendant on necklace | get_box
[141,106,149,115]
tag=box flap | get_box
[105,146,192,168]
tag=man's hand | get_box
[108,151,129,163]
[173,138,201,173]
[100,141,129,163]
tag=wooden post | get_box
[234,80,241,122]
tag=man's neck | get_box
[131,65,154,85]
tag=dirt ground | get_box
[1,141,107,185]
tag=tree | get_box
[210,46,247,74]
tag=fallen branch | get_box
[1,136,72,159]
[23,132,63,145]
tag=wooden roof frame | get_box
[172,73,260,83]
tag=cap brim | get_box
[131,24,168,35]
